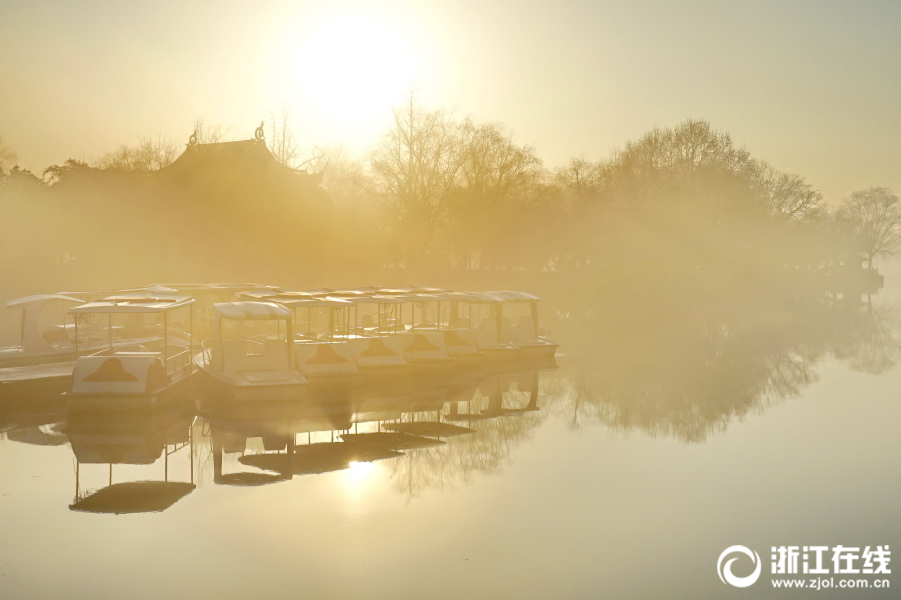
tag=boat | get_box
[236,291,365,382]
[65,294,196,410]
[482,291,559,359]
[326,291,455,373]
[342,294,418,375]
[449,291,558,361]
[195,301,307,402]
[0,294,87,368]
[0,287,189,392]
[393,291,483,365]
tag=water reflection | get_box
[66,404,195,513]
[549,284,901,442]
[201,363,549,499]
[1,282,899,514]
[388,370,545,500]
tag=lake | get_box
[0,271,898,599]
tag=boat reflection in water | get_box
[201,356,554,489]
[47,353,556,510]
[65,402,196,514]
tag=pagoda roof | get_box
[159,138,322,185]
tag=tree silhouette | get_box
[837,187,901,269]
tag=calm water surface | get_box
[1,275,899,599]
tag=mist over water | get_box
[1,92,900,598]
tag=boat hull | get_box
[64,371,195,411]
[195,362,306,404]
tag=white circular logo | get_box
[717,545,762,588]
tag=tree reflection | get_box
[387,371,546,500]
[547,281,901,443]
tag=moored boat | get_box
[65,294,196,410]
[195,301,306,402]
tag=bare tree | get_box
[268,105,301,168]
[308,145,367,203]
[192,118,231,144]
[837,187,901,269]
[97,136,180,172]
[0,136,18,173]
[369,94,461,263]
[450,119,545,268]
[554,157,603,206]
[750,160,821,221]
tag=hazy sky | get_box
[2,0,899,202]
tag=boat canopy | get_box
[325,289,368,297]
[69,295,194,314]
[379,286,447,294]
[442,291,482,302]
[213,301,292,321]
[58,285,179,300]
[405,292,452,301]
[265,291,316,298]
[346,295,407,304]
[483,290,541,303]
[276,297,353,308]
[456,292,504,304]
[7,294,84,308]
[208,283,273,291]
[298,287,370,297]
[139,285,180,294]
[235,291,351,308]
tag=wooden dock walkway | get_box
[0,362,74,384]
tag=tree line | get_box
[1,100,899,298]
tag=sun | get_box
[291,12,419,127]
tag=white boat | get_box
[65,294,197,410]
[342,294,419,374]
[236,291,364,381]
[337,291,462,374]
[469,291,558,359]
[1,294,94,368]
[394,292,483,365]
[195,301,306,402]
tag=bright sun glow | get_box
[293,13,419,127]
[347,460,376,479]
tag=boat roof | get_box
[238,290,315,300]
[208,283,274,291]
[138,285,180,294]
[457,291,540,303]
[213,301,293,320]
[404,292,454,301]
[277,297,353,308]
[7,294,84,308]
[153,283,274,293]
[56,285,179,300]
[442,291,482,302]
[236,291,353,308]
[69,294,194,314]
[324,289,368,297]
[379,285,447,294]
[345,295,407,304]
[484,290,541,302]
